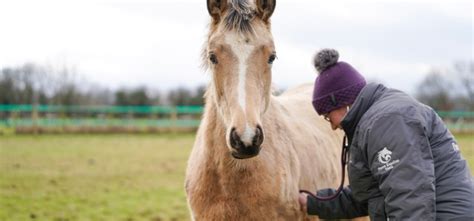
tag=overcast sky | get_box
[0,0,472,94]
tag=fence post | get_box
[171,106,178,132]
[31,104,39,134]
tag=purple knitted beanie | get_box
[312,49,366,115]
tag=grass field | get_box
[456,134,474,171]
[0,134,473,221]
[0,134,194,221]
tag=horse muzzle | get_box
[229,126,264,159]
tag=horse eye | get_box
[209,54,218,64]
[268,54,276,64]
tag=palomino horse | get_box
[185,0,366,220]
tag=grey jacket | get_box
[307,83,474,220]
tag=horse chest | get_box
[188,168,301,220]
[190,193,299,221]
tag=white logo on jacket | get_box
[452,142,459,152]
[377,147,392,164]
[377,147,399,173]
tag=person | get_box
[298,48,474,220]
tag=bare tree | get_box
[189,85,206,106]
[0,63,51,104]
[416,69,454,110]
[1,62,209,107]
[452,61,474,110]
[167,87,193,106]
[416,61,474,111]
[114,87,152,106]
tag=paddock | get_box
[0,134,472,220]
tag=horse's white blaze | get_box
[241,123,255,145]
[225,33,254,114]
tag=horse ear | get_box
[256,0,276,21]
[207,0,227,21]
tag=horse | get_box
[185,0,364,220]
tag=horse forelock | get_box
[224,0,257,34]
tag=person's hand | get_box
[298,192,308,212]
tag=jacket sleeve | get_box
[367,114,436,220]
[306,186,368,219]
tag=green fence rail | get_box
[437,111,474,118]
[0,118,201,128]
[0,105,473,133]
[0,104,203,114]
[0,105,204,133]
[437,111,474,132]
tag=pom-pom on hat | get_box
[312,49,366,115]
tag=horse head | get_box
[204,0,276,159]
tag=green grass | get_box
[0,133,472,221]
[0,134,194,221]
[457,134,474,171]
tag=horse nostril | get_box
[253,125,264,147]
[230,127,240,150]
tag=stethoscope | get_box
[299,135,350,201]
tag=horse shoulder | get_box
[272,87,343,189]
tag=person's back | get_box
[359,84,474,220]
